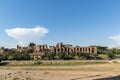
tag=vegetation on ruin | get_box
[0,48,120,61]
[0,43,120,61]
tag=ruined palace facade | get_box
[28,42,97,54]
[49,43,97,54]
[17,42,98,60]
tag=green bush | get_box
[74,56,79,60]
[8,56,14,60]
[34,60,41,65]
[107,53,115,59]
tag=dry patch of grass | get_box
[40,60,109,66]
[0,60,110,66]
[1,60,120,72]
[6,61,35,66]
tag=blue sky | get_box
[0,0,120,48]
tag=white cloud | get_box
[5,26,48,46]
[109,34,120,47]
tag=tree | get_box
[77,52,83,57]
[64,54,71,60]
[29,42,36,47]
[8,56,14,60]
[13,52,22,60]
[49,52,56,60]
[57,52,66,60]
[44,52,56,60]
[97,46,108,54]
[106,49,115,59]
[21,50,30,60]
[83,53,90,60]
[107,53,115,59]
[0,53,8,60]
[115,49,120,54]
[69,52,76,59]
[92,53,98,60]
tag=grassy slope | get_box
[0,60,113,66]
[0,60,120,72]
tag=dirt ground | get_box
[0,64,120,80]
